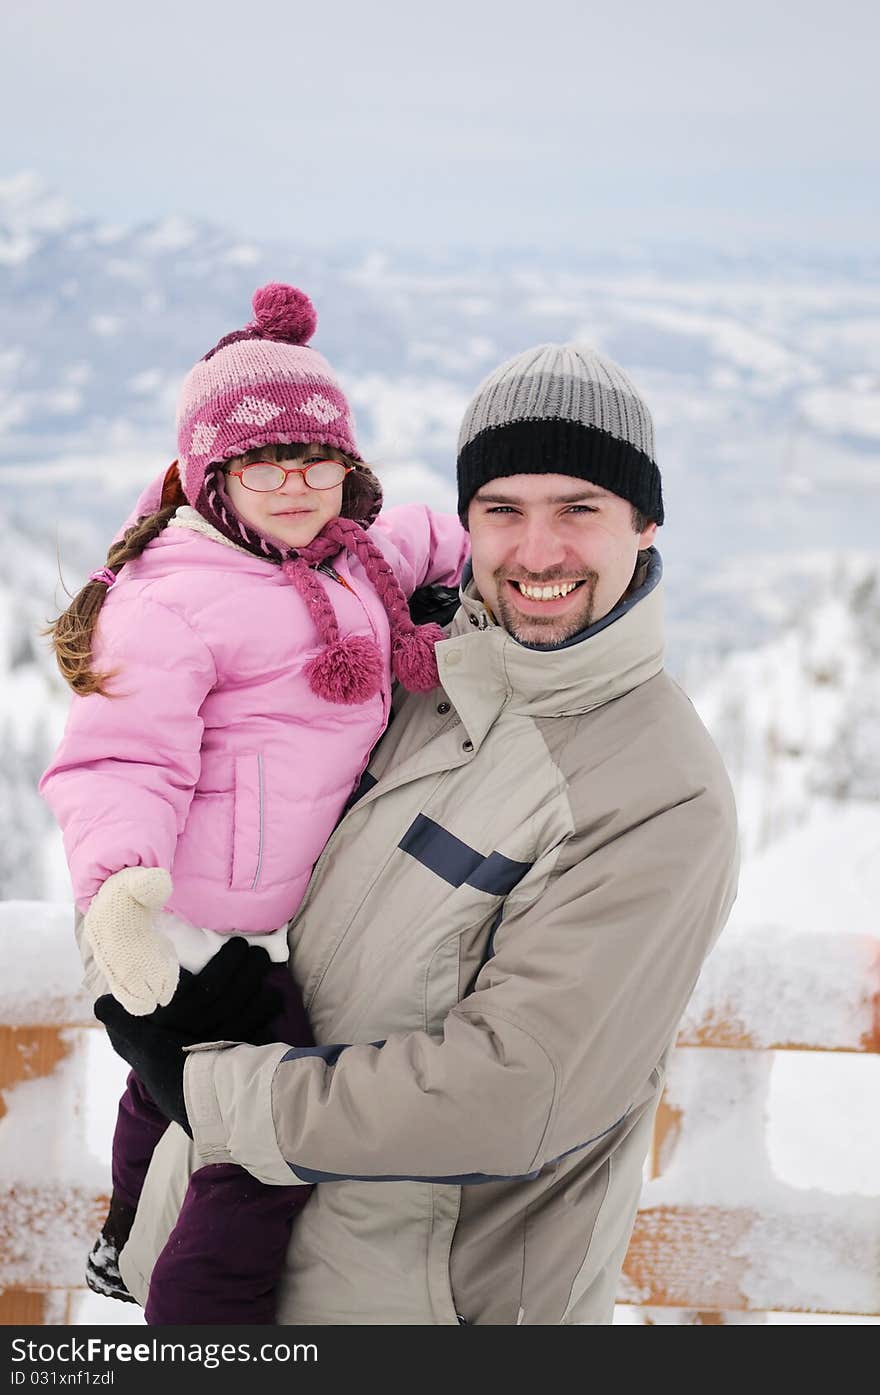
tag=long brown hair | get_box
[47,445,382,697]
[47,509,178,698]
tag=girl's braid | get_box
[281,557,340,646]
[307,518,443,692]
[315,519,416,641]
[48,505,178,696]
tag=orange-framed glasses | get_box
[227,460,352,493]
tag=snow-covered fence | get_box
[0,903,111,1324]
[1,903,878,1324]
[620,929,880,1322]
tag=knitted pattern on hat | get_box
[456,343,664,524]
[177,284,361,507]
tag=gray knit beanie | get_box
[456,343,663,525]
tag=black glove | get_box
[407,583,461,628]
[95,994,193,1135]
[151,936,282,1041]
[95,937,282,1136]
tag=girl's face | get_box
[224,444,346,549]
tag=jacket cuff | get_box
[183,1041,304,1186]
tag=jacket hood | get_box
[434,547,664,734]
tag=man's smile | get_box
[511,578,584,599]
[505,577,586,613]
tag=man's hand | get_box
[407,583,461,629]
[95,994,193,1135]
[152,936,282,1041]
[94,937,283,1136]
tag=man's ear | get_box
[638,519,658,548]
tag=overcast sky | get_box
[3,0,878,250]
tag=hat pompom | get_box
[392,624,443,692]
[305,634,383,704]
[250,283,317,344]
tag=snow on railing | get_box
[1,901,878,1324]
[620,931,880,1323]
[678,926,880,1053]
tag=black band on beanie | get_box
[457,418,664,525]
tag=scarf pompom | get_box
[392,623,443,692]
[305,634,383,704]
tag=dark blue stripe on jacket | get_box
[399,815,531,895]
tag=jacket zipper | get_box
[317,561,357,596]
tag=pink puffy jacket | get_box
[40,505,469,932]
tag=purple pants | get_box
[110,963,313,1325]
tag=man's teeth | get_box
[514,580,580,601]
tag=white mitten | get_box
[83,866,178,1016]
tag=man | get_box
[105,343,739,1325]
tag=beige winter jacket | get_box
[119,551,739,1324]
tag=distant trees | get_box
[694,557,880,855]
[814,570,880,803]
[0,718,53,898]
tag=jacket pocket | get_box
[230,753,265,891]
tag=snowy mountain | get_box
[1,173,878,899]
[3,171,879,550]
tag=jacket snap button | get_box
[445,652,461,667]
[462,739,473,752]
[437,701,451,715]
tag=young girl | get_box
[40,283,469,1324]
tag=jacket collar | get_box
[434,548,665,739]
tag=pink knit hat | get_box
[177,283,360,505]
[176,283,443,704]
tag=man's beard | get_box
[493,569,599,647]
